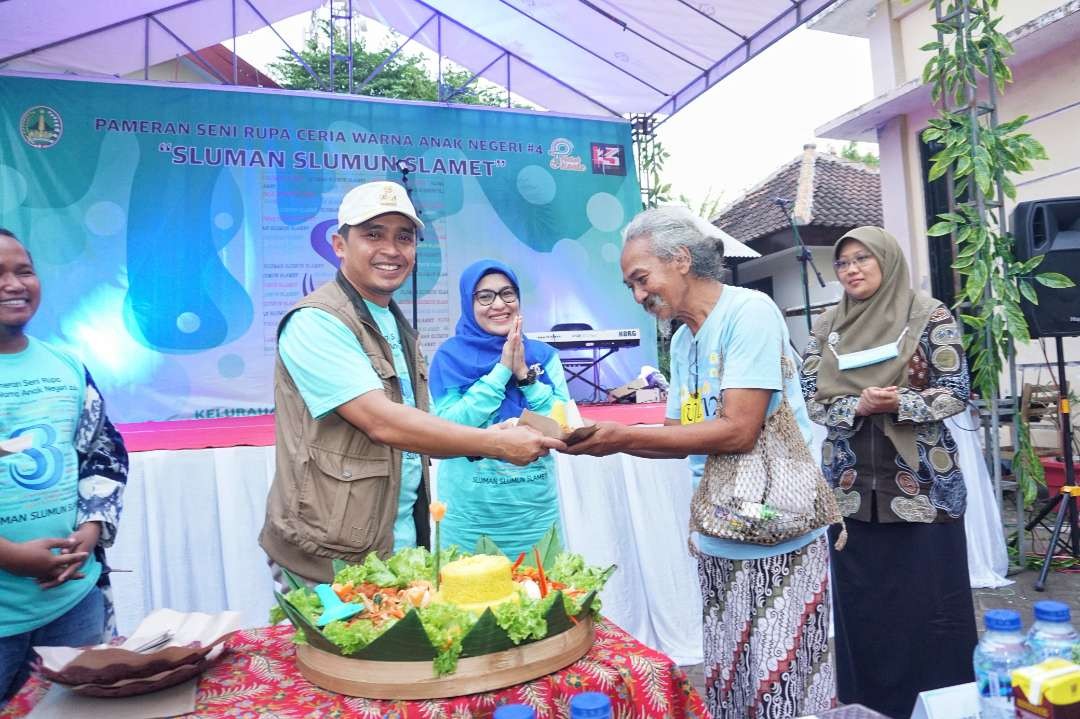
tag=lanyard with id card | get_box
[681,393,705,425]
[681,340,705,425]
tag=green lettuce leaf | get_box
[335,552,397,587]
[418,602,479,676]
[271,586,322,625]
[549,552,609,592]
[269,605,285,625]
[322,617,385,655]
[386,546,433,586]
[493,593,556,643]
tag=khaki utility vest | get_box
[259,273,431,583]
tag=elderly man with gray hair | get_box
[565,206,835,718]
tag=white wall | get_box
[124,57,216,84]
[894,0,1068,90]
[736,246,843,354]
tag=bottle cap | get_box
[984,609,1022,632]
[570,692,611,718]
[495,705,537,719]
[1033,600,1071,623]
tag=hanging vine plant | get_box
[919,0,1074,504]
[638,139,673,209]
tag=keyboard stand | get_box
[560,347,618,403]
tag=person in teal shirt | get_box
[0,229,128,704]
[429,259,570,557]
[564,207,834,719]
[278,300,426,552]
[261,183,563,586]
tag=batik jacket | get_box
[75,370,128,638]
[800,304,970,523]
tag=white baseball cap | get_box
[337,180,424,230]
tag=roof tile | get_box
[713,150,881,245]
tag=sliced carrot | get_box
[515,565,539,579]
[511,551,527,572]
[533,548,548,598]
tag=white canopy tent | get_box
[0,0,1014,667]
[0,0,837,124]
[713,226,759,259]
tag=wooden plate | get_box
[295,616,594,699]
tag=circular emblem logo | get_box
[19,105,63,149]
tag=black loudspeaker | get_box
[1012,197,1080,338]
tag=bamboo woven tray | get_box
[295,615,594,699]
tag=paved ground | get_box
[681,525,1080,702]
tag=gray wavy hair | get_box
[622,206,726,281]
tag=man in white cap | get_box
[259,181,563,584]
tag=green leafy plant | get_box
[270,17,508,107]
[638,139,672,209]
[919,0,1073,506]
[678,189,725,221]
[835,141,880,168]
[1013,417,1042,506]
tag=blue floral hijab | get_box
[429,259,557,422]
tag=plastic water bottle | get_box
[1026,600,1080,661]
[973,609,1034,719]
[570,692,612,719]
[494,705,536,719]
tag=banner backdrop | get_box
[0,75,653,422]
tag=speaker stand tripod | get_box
[1024,335,1079,591]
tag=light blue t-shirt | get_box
[0,338,101,637]
[664,286,824,560]
[279,304,424,552]
[433,355,568,557]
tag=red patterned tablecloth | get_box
[2,620,709,718]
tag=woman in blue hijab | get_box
[429,259,570,556]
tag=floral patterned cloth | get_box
[800,305,969,523]
[1,620,709,718]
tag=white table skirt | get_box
[106,448,706,664]
[106,417,1009,666]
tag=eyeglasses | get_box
[833,253,875,273]
[474,287,519,306]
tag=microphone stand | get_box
[398,165,424,330]
[775,198,826,334]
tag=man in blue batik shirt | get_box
[0,229,128,704]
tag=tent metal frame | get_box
[0,0,838,207]
[0,0,837,126]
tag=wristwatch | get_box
[515,363,543,387]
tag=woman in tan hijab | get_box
[800,226,978,718]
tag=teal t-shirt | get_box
[664,286,824,560]
[433,355,568,558]
[279,305,424,552]
[0,338,101,637]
